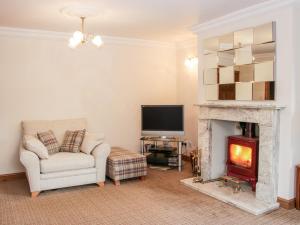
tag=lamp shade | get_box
[92,35,103,47]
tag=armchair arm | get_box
[19,145,41,192]
[92,143,111,182]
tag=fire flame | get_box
[229,144,252,168]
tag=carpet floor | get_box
[0,166,300,225]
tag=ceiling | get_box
[0,0,269,42]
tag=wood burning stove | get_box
[227,135,259,191]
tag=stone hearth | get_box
[182,103,284,215]
[181,178,279,215]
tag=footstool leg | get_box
[114,180,120,186]
[139,176,146,181]
[97,182,105,187]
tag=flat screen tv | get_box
[141,105,184,137]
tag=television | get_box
[141,105,184,137]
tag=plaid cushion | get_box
[60,129,86,153]
[107,147,147,181]
[37,130,60,155]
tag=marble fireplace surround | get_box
[197,103,284,205]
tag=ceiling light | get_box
[67,16,103,49]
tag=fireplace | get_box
[181,103,282,214]
[227,135,259,191]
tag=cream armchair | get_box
[20,118,111,197]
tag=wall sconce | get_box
[185,57,198,69]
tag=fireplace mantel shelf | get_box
[195,103,286,110]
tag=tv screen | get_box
[141,105,184,136]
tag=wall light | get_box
[185,57,198,69]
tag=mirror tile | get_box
[254,61,274,82]
[234,28,253,48]
[219,66,234,84]
[254,22,275,44]
[235,46,253,65]
[236,82,252,100]
[219,33,234,51]
[204,69,218,85]
[253,81,275,100]
[203,37,219,54]
[234,65,254,82]
[252,42,275,63]
[218,50,235,67]
[205,84,219,100]
[204,53,218,69]
[219,84,235,100]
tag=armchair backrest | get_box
[22,118,87,145]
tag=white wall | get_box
[292,0,300,192]
[194,1,298,199]
[176,41,198,152]
[0,33,177,174]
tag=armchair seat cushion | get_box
[40,152,95,173]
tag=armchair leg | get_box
[97,182,105,187]
[31,191,40,198]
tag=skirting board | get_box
[277,197,296,210]
[0,172,26,182]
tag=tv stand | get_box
[140,136,184,171]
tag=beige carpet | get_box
[0,166,300,225]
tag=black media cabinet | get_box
[140,137,184,171]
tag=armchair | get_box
[20,118,111,197]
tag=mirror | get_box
[204,69,218,85]
[236,82,252,100]
[202,21,276,101]
[254,61,274,81]
[203,53,218,69]
[218,50,234,66]
[203,37,218,54]
[254,22,275,44]
[219,33,234,51]
[253,81,275,100]
[235,46,253,65]
[234,64,254,82]
[234,28,253,48]
[219,66,234,84]
[252,42,275,63]
[219,84,235,100]
[205,84,219,100]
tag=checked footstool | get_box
[107,147,147,185]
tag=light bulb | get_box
[92,35,103,47]
[185,59,192,68]
[185,57,198,69]
[68,37,80,49]
[72,31,83,43]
